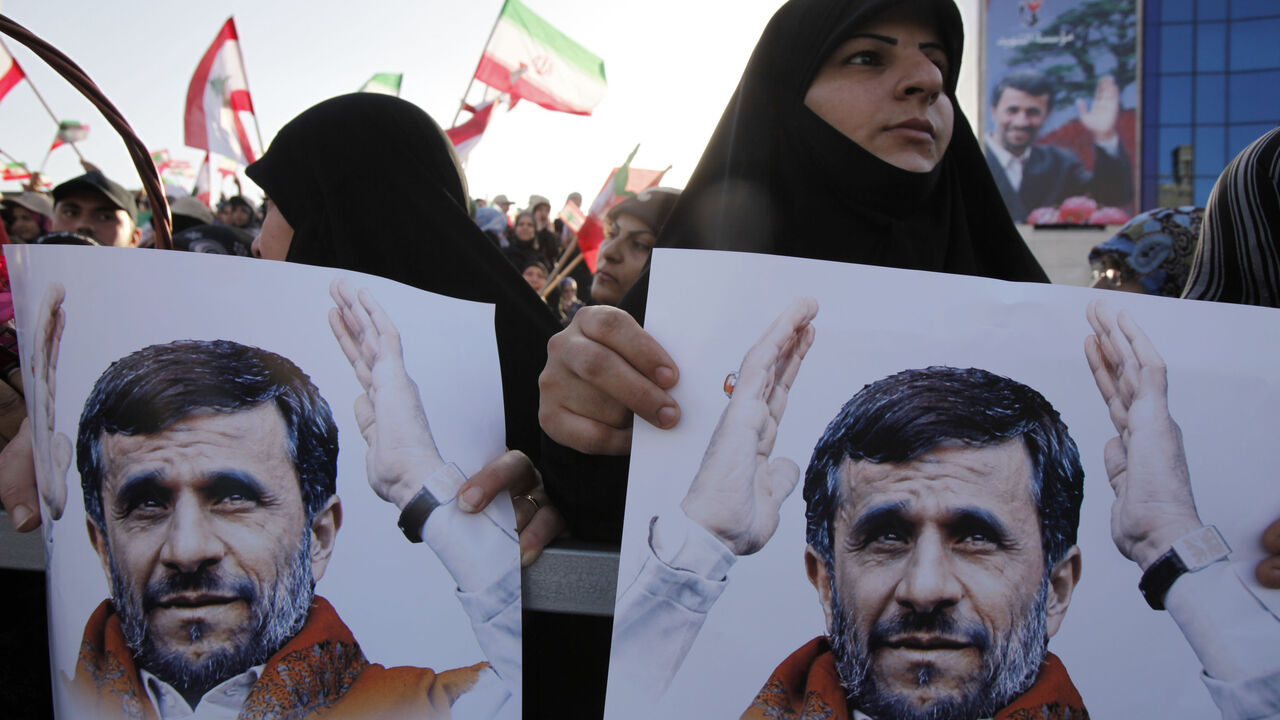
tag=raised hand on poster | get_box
[1084,300,1202,570]
[329,279,563,563]
[30,283,71,521]
[681,298,817,556]
[329,278,445,511]
[1077,74,1120,144]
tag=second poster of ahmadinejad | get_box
[606,248,1279,720]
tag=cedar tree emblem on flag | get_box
[474,0,606,115]
[184,18,260,166]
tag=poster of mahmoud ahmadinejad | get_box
[605,248,1279,720]
[9,245,526,719]
[983,0,1139,226]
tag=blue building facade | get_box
[1142,0,1280,209]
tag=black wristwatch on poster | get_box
[1138,525,1231,611]
[396,462,466,543]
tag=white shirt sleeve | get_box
[1164,561,1280,720]
[415,468,522,719]
[1096,135,1122,157]
[608,513,738,707]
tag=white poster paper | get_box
[607,248,1280,719]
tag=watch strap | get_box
[1138,525,1230,610]
[396,462,466,543]
[398,485,441,543]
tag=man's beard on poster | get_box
[107,529,315,697]
[829,569,1049,720]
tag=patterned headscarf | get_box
[1089,206,1203,296]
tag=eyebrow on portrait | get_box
[113,472,168,515]
[848,501,913,544]
[946,507,1013,545]
[204,472,269,503]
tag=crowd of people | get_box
[1,0,1279,717]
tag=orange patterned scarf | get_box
[743,637,1088,720]
[69,595,484,719]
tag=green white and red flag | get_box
[358,73,403,96]
[50,120,89,151]
[2,163,30,182]
[184,18,259,166]
[0,42,25,103]
[557,200,586,233]
[445,100,496,164]
[474,0,606,115]
[576,145,668,272]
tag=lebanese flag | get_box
[445,100,496,164]
[193,153,213,208]
[184,18,259,166]
[576,145,667,272]
[474,0,606,115]
[0,43,24,103]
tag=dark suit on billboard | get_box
[985,142,1133,224]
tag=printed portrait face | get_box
[991,87,1051,155]
[807,439,1061,719]
[87,403,328,690]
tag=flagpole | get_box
[1,39,88,164]
[226,16,266,154]
[453,0,508,127]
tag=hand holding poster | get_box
[9,246,522,719]
[606,249,1280,719]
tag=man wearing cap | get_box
[492,194,514,222]
[50,171,140,247]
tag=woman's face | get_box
[804,6,954,172]
[251,204,294,261]
[522,264,547,292]
[8,206,43,242]
[514,214,536,242]
[590,213,656,306]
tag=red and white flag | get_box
[0,43,25,103]
[184,18,259,166]
[474,0,606,116]
[192,153,219,208]
[445,100,496,164]
[576,145,667,272]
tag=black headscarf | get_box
[546,0,1049,543]
[621,0,1047,320]
[246,94,561,459]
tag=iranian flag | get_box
[359,73,403,96]
[576,145,668,272]
[474,0,606,115]
[445,100,496,164]
[2,163,30,182]
[50,120,89,151]
[184,18,259,166]
[0,42,25,103]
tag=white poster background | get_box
[6,246,515,713]
[609,248,1280,719]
